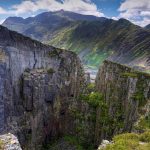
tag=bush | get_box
[139,132,150,142]
[79,92,104,108]
[113,133,139,142]
[87,83,95,92]
[102,132,150,150]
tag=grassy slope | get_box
[48,19,150,69]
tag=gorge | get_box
[0,25,150,150]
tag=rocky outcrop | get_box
[0,133,22,150]
[95,60,150,144]
[0,25,86,149]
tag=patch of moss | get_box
[47,68,55,74]
[132,78,146,107]
[121,72,138,78]
[0,50,6,61]
[48,50,60,57]
[0,140,4,150]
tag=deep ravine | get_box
[0,25,150,150]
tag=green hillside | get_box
[48,19,150,69]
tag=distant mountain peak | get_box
[145,24,150,30]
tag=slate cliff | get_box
[95,60,150,144]
[0,25,150,150]
[0,25,86,149]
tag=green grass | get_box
[121,72,138,78]
[101,132,150,150]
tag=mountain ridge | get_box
[3,10,150,71]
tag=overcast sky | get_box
[0,0,150,27]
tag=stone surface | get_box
[0,133,22,150]
[0,25,86,149]
[97,140,110,150]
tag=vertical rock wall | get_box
[0,26,86,149]
[95,60,150,144]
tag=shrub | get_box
[135,116,150,131]
[102,132,150,150]
[139,132,150,142]
[79,92,103,108]
[47,68,55,74]
[87,83,95,92]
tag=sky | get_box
[0,0,149,27]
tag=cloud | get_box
[0,0,104,17]
[118,0,150,26]
[0,7,9,14]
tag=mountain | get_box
[3,10,105,41]
[48,18,150,70]
[145,24,150,30]
[3,11,150,71]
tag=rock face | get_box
[95,60,150,144]
[0,25,86,149]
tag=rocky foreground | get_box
[0,133,22,150]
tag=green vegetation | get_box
[48,50,60,57]
[79,92,103,108]
[87,83,95,92]
[140,132,150,142]
[64,135,95,150]
[47,68,55,74]
[48,19,150,69]
[0,140,4,150]
[132,78,146,107]
[121,72,138,78]
[102,132,150,150]
[135,116,150,131]
[64,135,84,150]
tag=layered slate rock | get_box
[0,25,86,149]
[95,60,150,144]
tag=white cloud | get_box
[0,0,104,17]
[118,0,150,27]
[111,16,118,20]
